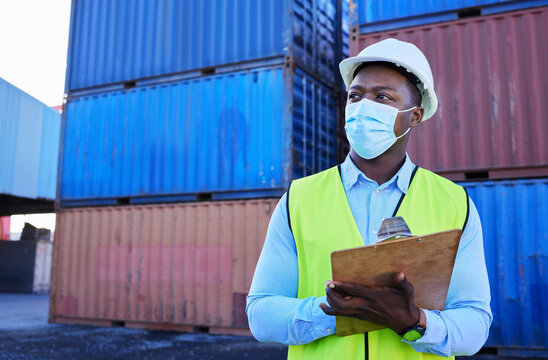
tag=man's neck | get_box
[349,150,407,186]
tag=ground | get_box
[0,293,535,359]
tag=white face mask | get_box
[344,98,416,159]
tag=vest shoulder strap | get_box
[395,167,469,235]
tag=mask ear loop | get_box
[395,105,417,139]
[398,106,417,113]
[395,127,411,140]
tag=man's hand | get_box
[319,272,421,334]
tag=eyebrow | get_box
[348,84,398,92]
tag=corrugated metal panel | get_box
[342,0,350,59]
[351,0,548,33]
[66,0,339,91]
[59,66,337,206]
[350,7,548,176]
[50,199,278,330]
[33,240,53,293]
[0,217,9,240]
[292,68,338,179]
[462,178,548,349]
[0,78,61,200]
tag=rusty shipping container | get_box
[349,7,548,180]
[350,0,548,34]
[50,199,278,334]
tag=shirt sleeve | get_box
[404,197,493,356]
[246,193,336,345]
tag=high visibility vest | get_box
[286,165,469,360]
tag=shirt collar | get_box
[340,153,415,194]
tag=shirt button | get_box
[372,229,378,235]
[326,328,332,334]
[374,189,380,194]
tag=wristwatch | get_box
[398,321,425,341]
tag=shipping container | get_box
[463,178,548,357]
[0,217,10,240]
[350,7,548,179]
[0,240,53,293]
[350,0,548,34]
[342,0,350,59]
[50,199,278,334]
[0,78,62,202]
[66,0,340,91]
[59,64,338,207]
[33,240,53,293]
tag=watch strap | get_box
[398,311,426,341]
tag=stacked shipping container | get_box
[350,1,548,356]
[52,200,276,333]
[52,0,344,334]
[0,78,61,215]
[463,179,548,358]
[59,66,337,206]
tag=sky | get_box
[0,0,71,234]
[0,0,71,107]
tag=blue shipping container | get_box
[342,0,350,59]
[59,66,337,206]
[463,178,548,355]
[0,78,61,201]
[66,0,340,91]
[351,0,548,33]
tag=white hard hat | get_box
[339,38,438,120]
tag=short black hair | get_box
[352,61,422,107]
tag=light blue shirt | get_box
[246,154,492,357]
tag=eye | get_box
[348,93,362,102]
[376,93,394,101]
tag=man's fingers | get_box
[326,281,362,297]
[326,285,345,299]
[394,272,405,283]
[319,303,336,316]
[393,272,414,296]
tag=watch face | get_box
[402,329,423,341]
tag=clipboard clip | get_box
[377,216,413,242]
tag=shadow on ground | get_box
[0,325,288,360]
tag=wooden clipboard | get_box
[331,229,462,337]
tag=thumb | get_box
[394,272,414,295]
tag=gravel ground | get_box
[0,293,541,360]
[0,325,287,360]
[0,293,287,360]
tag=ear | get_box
[410,107,424,128]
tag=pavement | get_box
[0,293,538,360]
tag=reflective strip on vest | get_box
[287,165,468,360]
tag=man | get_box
[246,38,492,359]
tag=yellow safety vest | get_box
[286,165,469,360]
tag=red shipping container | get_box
[50,199,278,334]
[349,7,548,180]
[0,217,10,240]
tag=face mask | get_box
[344,98,416,159]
